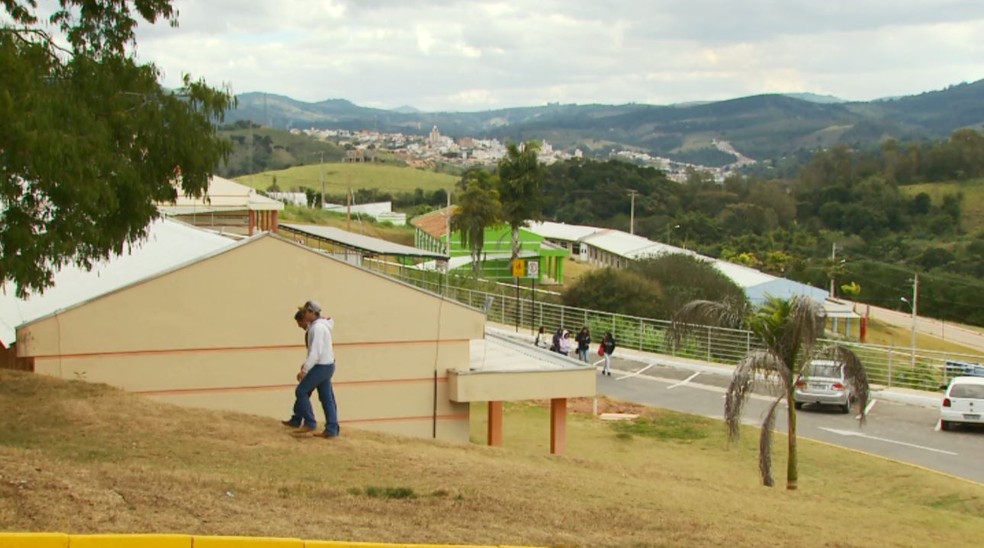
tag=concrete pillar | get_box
[487,401,503,447]
[248,210,255,236]
[550,397,567,455]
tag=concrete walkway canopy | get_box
[451,334,596,454]
[159,176,284,236]
[279,223,447,264]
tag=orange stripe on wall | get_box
[345,413,469,425]
[135,376,449,397]
[30,339,471,360]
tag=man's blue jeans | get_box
[295,363,339,436]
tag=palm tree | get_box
[496,140,544,262]
[669,295,869,490]
[450,170,501,274]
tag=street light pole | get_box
[910,273,919,367]
[319,151,325,209]
[627,189,638,235]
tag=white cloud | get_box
[120,0,984,111]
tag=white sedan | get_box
[940,376,984,431]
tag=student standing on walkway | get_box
[575,326,591,362]
[294,300,340,439]
[600,331,617,376]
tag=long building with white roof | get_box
[525,220,831,306]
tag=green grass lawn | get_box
[1,370,982,547]
[237,162,460,196]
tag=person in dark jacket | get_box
[600,331,617,376]
[550,327,564,354]
[575,326,591,362]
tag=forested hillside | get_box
[224,79,984,167]
[534,129,984,326]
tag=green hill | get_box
[1,370,982,546]
[237,162,459,196]
[902,177,984,235]
[218,122,345,178]
[224,80,984,166]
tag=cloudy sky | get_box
[125,0,984,112]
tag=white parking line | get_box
[616,363,655,381]
[819,427,957,455]
[668,372,701,389]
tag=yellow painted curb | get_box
[0,532,69,548]
[69,534,192,548]
[193,537,303,548]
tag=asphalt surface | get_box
[488,324,983,484]
[598,353,984,485]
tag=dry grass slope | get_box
[1,371,982,547]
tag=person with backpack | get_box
[600,331,617,376]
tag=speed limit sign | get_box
[526,260,539,278]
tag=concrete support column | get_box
[487,401,503,447]
[550,397,567,455]
[248,210,256,236]
[272,211,279,233]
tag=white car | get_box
[940,376,984,431]
[794,359,853,414]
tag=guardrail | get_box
[368,263,984,393]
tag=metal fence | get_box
[368,261,983,393]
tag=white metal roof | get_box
[526,221,603,242]
[159,176,284,214]
[471,331,590,372]
[0,219,237,346]
[281,223,446,259]
[710,260,778,289]
[581,229,693,259]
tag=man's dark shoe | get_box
[281,420,301,427]
[314,432,339,439]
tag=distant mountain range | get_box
[226,79,984,167]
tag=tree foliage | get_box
[563,254,747,320]
[561,268,662,318]
[496,140,544,261]
[669,296,869,489]
[1,0,233,296]
[450,169,501,274]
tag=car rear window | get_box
[808,364,842,378]
[950,384,984,398]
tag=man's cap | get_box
[302,300,322,314]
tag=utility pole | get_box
[627,189,639,235]
[910,273,919,367]
[346,185,352,232]
[319,151,325,210]
[829,242,837,297]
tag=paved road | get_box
[598,355,984,485]
[486,325,984,484]
[854,301,984,353]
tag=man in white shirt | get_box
[292,300,340,438]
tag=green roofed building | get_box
[411,207,569,283]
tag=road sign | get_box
[526,260,539,278]
[512,259,526,277]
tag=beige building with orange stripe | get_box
[15,233,484,441]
